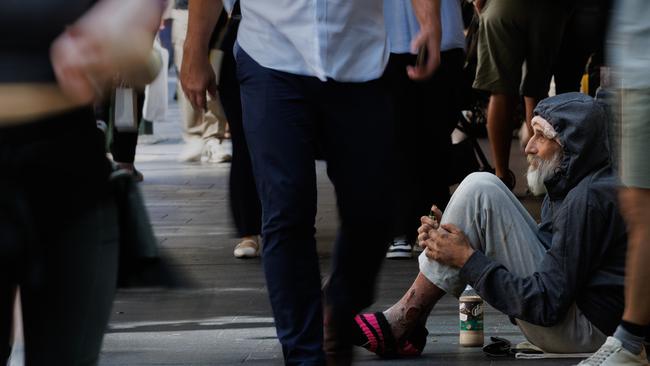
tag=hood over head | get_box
[533,92,611,199]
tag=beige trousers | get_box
[171,9,227,143]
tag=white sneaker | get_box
[386,239,412,259]
[202,139,232,163]
[577,337,649,366]
[178,139,205,162]
[233,237,260,258]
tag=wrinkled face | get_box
[525,121,563,165]
[525,123,563,196]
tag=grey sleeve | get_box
[458,196,606,327]
[459,250,571,327]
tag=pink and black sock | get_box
[352,312,397,356]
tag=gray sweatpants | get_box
[418,172,606,353]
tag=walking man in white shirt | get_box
[181,1,441,364]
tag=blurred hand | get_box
[180,46,217,111]
[422,224,474,268]
[407,28,441,81]
[417,205,443,247]
[50,0,162,103]
[50,30,104,104]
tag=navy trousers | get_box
[236,47,394,365]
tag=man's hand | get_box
[408,0,442,80]
[422,224,475,268]
[417,204,443,248]
[179,0,222,111]
[180,46,217,111]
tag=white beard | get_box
[526,153,562,196]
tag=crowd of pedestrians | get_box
[1,0,649,365]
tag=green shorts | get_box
[620,89,650,189]
[473,0,571,98]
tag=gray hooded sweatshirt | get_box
[459,92,627,335]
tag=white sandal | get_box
[233,237,260,258]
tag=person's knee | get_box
[445,173,505,217]
[457,172,503,194]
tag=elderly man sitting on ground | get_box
[351,92,631,359]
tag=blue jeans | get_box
[236,47,394,365]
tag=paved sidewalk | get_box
[95,90,576,366]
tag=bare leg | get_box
[487,93,517,180]
[620,188,650,326]
[523,96,541,147]
[383,272,445,341]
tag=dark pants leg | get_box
[552,0,611,94]
[111,91,145,164]
[384,49,464,243]
[383,53,420,242]
[237,48,324,365]
[219,21,262,238]
[20,196,119,366]
[413,48,465,228]
[237,47,394,365]
[0,109,119,365]
[318,80,395,320]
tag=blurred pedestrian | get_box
[0,0,163,363]
[384,0,465,259]
[104,35,166,183]
[579,2,650,365]
[172,0,230,163]
[181,0,442,364]
[110,89,146,182]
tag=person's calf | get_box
[620,188,650,326]
[486,93,517,180]
[383,272,443,341]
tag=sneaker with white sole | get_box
[233,237,260,258]
[577,337,649,366]
[386,239,412,259]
